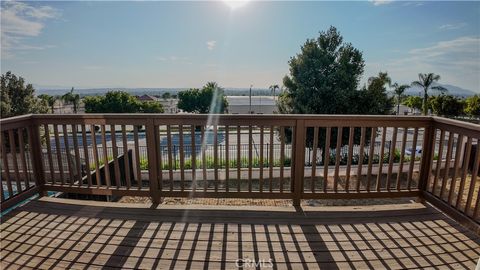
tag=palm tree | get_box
[411,73,447,115]
[269,84,279,101]
[391,83,409,115]
[62,87,80,113]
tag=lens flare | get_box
[223,0,250,10]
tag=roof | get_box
[137,94,159,101]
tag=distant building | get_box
[226,96,277,114]
[137,94,159,102]
[159,98,179,113]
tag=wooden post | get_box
[418,123,435,199]
[146,119,160,204]
[28,122,47,196]
[293,120,306,206]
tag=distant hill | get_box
[404,83,477,97]
[35,87,274,97]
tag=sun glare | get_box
[223,0,250,10]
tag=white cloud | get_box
[439,23,467,31]
[370,0,393,6]
[1,1,60,58]
[365,36,480,92]
[206,40,217,50]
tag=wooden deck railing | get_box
[1,114,479,228]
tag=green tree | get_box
[177,82,228,113]
[464,95,480,117]
[141,101,165,113]
[391,83,409,115]
[278,27,391,149]
[38,94,58,113]
[61,87,80,113]
[1,71,48,118]
[429,95,464,117]
[161,92,171,100]
[84,91,141,113]
[84,91,164,113]
[402,96,423,113]
[411,73,447,115]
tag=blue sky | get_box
[1,1,479,92]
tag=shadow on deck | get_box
[1,198,479,269]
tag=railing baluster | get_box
[191,125,196,192]
[386,127,398,191]
[455,137,472,209]
[237,125,241,192]
[375,127,387,191]
[63,124,75,186]
[259,126,264,193]
[464,139,479,214]
[157,125,163,191]
[323,127,331,192]
[225,125,229,192]
[356,127,366,192]
[280,126,285,193]
[201,126,207,191]
[440,131,454,199]
[1,132,13,196]
[248,125,253,193]
[133,126,142,189]
[311,127,319,193]
[366,127,376,192]
[81,125,92,187]
[213,125,218,192]
[269,126,274,193]
[407,127,419,190]
[396,127,408,191]
[71,125,82,187]
[111,125,121,188]
[433,130,446,194]
[334,127,343,192]
[43,124,55,183]
[448,134,464,205]
[166,125,174,191]
[346,127,354,192]
[53,125,65,185]
[17,128,29,189]
[179,124,185,191]
[90,125,101,187]
[121,125,131,189]
[8,129,22,193]
[100,125,111,188]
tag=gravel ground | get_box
[117,196,415,206]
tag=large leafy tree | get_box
[84,91,164,113]
[464,95,480,117]
[279,26,392,149]
[391,83,409,115]
[429,94,464,117]
[1,71,48,118]
[411,73,447,115]
[177,82,228,114]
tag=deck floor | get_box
[1,198,479,269]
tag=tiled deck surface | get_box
[1,197,479,269]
